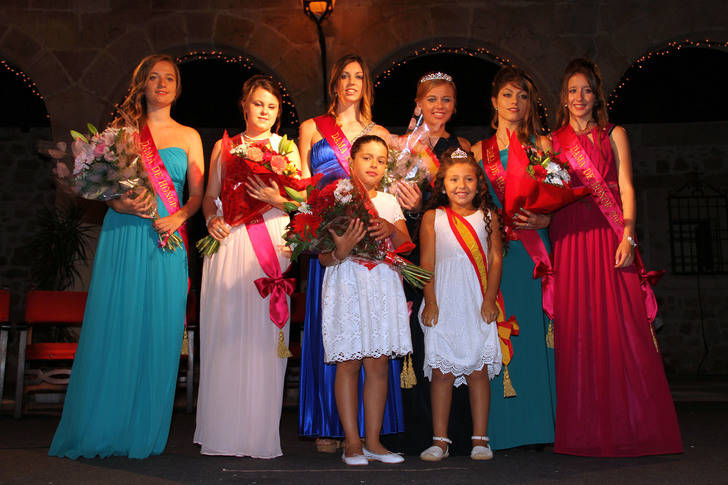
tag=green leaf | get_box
[284,186,306,202]
[86,123,98,135]
[70,130,88,143]
[283,201,299,213]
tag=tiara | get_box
[451,148,468,159]
[419,72,453,83]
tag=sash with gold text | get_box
[553,124,661,325]
[314,114,351,176]
[481,135,555,319]
[139,124,188,251]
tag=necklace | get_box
[572,121,594,135]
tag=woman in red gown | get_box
[549,58,682,457]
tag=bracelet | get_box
[205,214,216,227]
[330,251,342,264]
[626,236,638,248]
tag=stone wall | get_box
[628,121,728,375]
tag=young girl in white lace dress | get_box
[319,135,412,466]
[418,148,504,462]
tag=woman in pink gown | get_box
[549,58,682,457]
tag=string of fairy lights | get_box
[176,50,300,126]
[0,58,50,120]
[607,39,728,111]
[372,43,555,126]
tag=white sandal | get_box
[471,435,494,460]
[420,436,451,462]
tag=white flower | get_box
[298,202,312,214]
[334,179,354,203]
[545,162,562,174]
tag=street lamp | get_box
[302,0,335,105]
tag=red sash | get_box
[314,115,351,176]
[481,136,555,319]
[553,124,662,323]
[245,215,295,329]
[441,207,519,378]
[139,125,188,251]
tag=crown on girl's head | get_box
[419,72,453,83]
[451,148,468,159]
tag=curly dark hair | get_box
[424,147,507,253]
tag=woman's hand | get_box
[481,298,499,323]
[330,218,367,260]
[368,217,395,241]
[394,181,423,212]
[153,212,185,236]
[614,237,635,268]
[513,208,551,230]
[245,174,286,207]
[421,300,439,327]
[108,189,155,218]
[206,215,231,241]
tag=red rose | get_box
[532,164,547,179]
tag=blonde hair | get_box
[113,54,181,130]
[326,54,373,123]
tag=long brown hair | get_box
[326,54,373,122]
[240,74,283,133]
[555,58,609,129]
[425,147,507,252]
[490,66,543,145]
[113,54,181,130]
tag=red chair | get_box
[15,290,86,418]
[0,290,10,411]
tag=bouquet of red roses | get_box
[504,131,589,223]
[283,178,433,288]
[197,132,319,256]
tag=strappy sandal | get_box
[420,436,451,462]
[470,435,494,460]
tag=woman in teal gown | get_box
[49,54,205,459]
[472,66,556,450]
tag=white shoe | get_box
[341,451,368,466]
[471,435,494,460]
[420,436,451,462]
[362,447,404,464]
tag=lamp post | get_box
[302,0,335,105]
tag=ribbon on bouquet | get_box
[246,214,295,358]
[554,124,664,350]
[442,205,519,397]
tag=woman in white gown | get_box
[194,75,304,458]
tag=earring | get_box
[563,104,567,108]
[495,107,498,111]
[442,189,446,194]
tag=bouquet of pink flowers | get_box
[50,123,183,251]
[284,178,433,288]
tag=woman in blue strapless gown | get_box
[297,55,404,453]
[472,66,556,452]
[49,54,205,459]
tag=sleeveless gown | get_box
[194,134,291,458]
[482,147,557,450]
[298,138,405,438]
[49,147,188,459]
[550,126,682,456]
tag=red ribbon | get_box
[254,276,296,328]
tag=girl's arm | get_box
[610,126,636,268]
[482,210,504,323]
[153,127,204,236]
[202,140,230,241]
[419,209,438,327]
[319,218,367,267]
